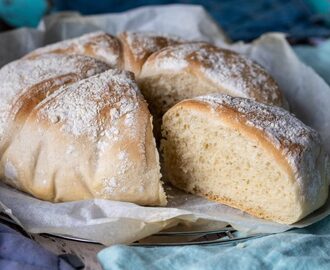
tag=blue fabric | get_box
[98,216,330,270]
[305,0,330,26]
[51,0,330,41]
[0,0,48,27]
[1,0,327,40]
[0,224,74,270]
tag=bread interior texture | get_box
[162,106,302,224]
[138,72,221,139]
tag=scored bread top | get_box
[140,42,286,107]
[23,31,184,76]
[24,31,122,68]
[0,54,110,139]
[118,31,183,75]
[167,94,329,207]
[34,69,141,141]
[22,31,286,109]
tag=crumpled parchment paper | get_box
[0,5,329,245]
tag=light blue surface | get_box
[294,40,330,86]
[98,216,330,270]
[98,41,330,270]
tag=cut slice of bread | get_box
[161,94,329,224]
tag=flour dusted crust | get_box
[140,42,287,108]
[0,54,110,141]
[162,94,329,224]
[24,32,123,68]
[118,31,183,75]
[0,69,166,204]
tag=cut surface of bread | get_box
[161,94,329,224]
[0,69,166,205]
[139,72,218,139]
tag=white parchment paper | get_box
[0,5,330,245]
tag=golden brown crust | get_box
[0,54,110,144]
[24,32,123,68]
[11,74,80,122]
[118,32,183,75]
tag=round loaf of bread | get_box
[0,69,166,205]
[0,31,292,210]
[138,42,287,139]
[161,94,329,224]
